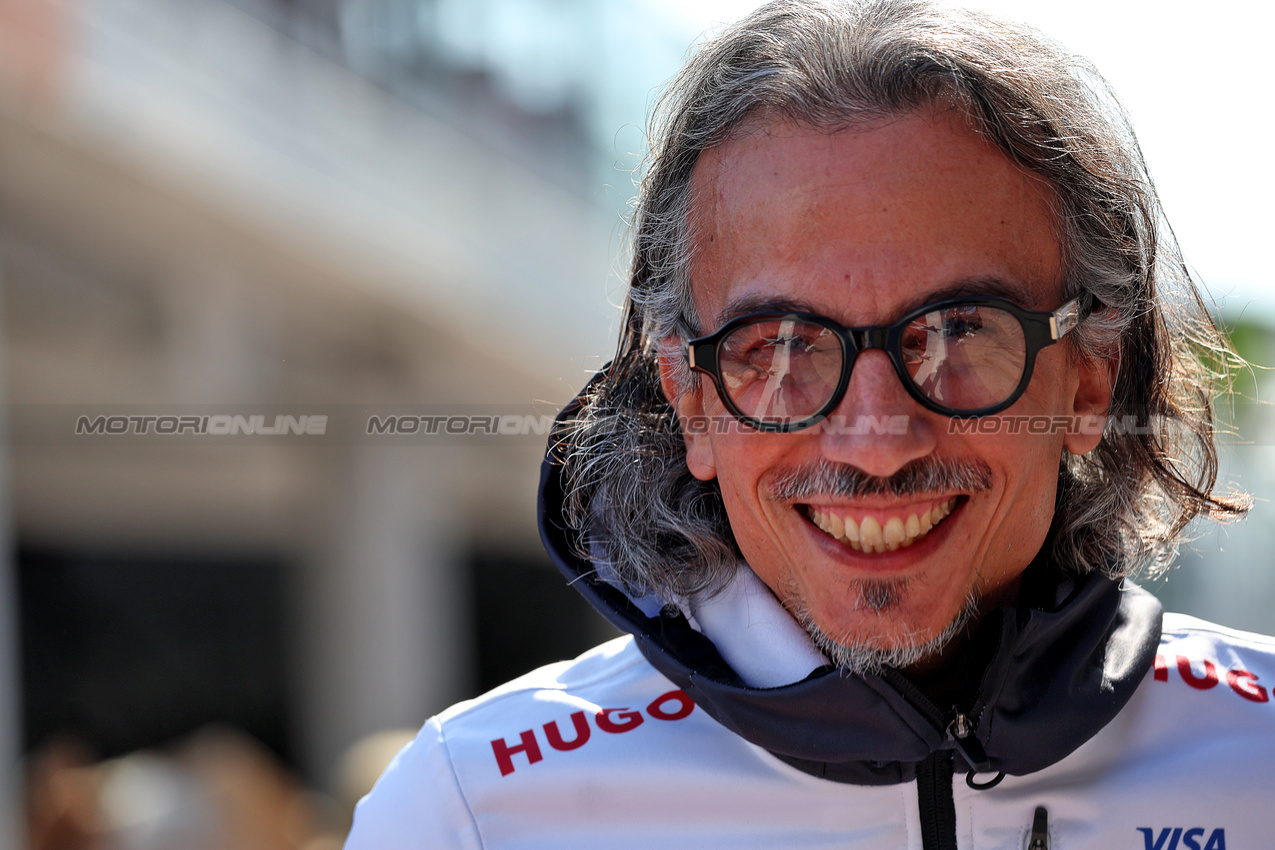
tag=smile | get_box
[803,498,958,553]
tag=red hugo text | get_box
[1153,654,1268,702]
[490,689,695,777]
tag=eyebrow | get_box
[715,295,817,326]
[899,277,1037,314]
[713,275,1039,330]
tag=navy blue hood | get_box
[538,386,1163,785]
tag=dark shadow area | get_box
[471,548,618,695]
[19,547,291,765]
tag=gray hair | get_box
[558,0,1247,601]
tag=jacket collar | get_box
[539,396,1163,786]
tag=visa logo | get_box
[1136,828,1225,850]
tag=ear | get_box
[657,337,717,481]
[1063,349,1115,456]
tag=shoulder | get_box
[997,614,1275,838]
[343,713,480,849]
[1040,613,1275,784]
[345,637,734,848]
[1154,612,1275,700]
[1158,612,1275,650]
[348,636,924,848]
[428,634,714,786]
[436,635,657,726]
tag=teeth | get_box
[860,516,883,553]
[883,517,905,551]
[806,498,957,553]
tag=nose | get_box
[817,349,938,477]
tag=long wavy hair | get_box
[558,0,1248,602]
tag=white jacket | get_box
[347,612,1274,849]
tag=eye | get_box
[760,333,817,354]
[942,306,985,339]
[730,335,808,378]
[724,321,823,361]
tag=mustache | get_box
[769,457,993,502]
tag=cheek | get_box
[978,433,1062,558]
[705,436,796,547]
[1005,465,1057,536]
[710,443,770,526]
[713,469,773,570]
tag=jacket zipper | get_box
[880,670,1001,849]
[915,750,957,850]
[880,670,990,765]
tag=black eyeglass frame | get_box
[686,293,1092,433]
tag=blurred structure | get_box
[0,0,703,843]
[26,726,334,850]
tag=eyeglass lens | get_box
[716,304,1028,424]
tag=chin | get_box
[789,579,982,675]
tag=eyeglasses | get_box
[686,294,1091,432]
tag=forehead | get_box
[686,110,1064,329]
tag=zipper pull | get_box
[1027,805,1049,850]
[946,711,991,773]
[948,711,1005,789]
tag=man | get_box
[346,1,1266,847]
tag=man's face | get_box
[663,109,1110,667]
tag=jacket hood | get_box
[538,386,1163,786]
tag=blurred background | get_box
[1,0,1271,847]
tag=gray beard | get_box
[791,578,982,676]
